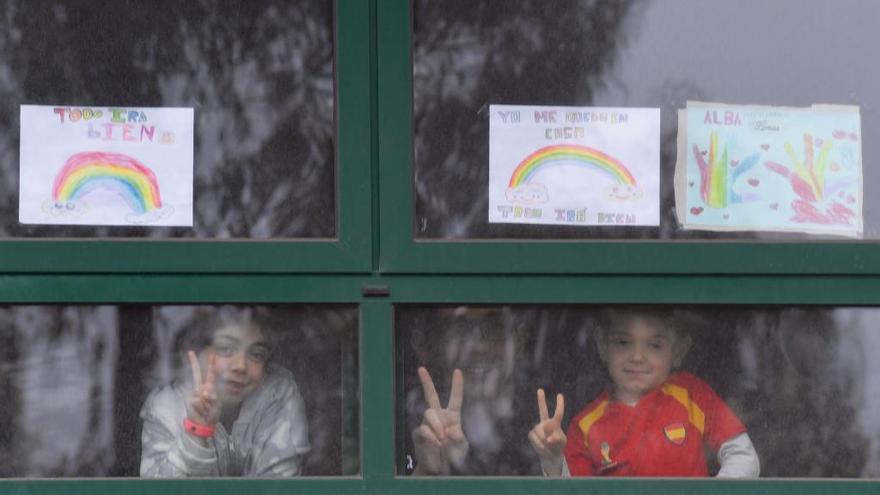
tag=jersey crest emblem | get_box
[664,422,687,445]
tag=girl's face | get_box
[205,322,270,405]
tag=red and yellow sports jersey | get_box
[564,372,746,477]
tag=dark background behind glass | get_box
[412,0,878,239]
[0,304,359,477]
[397,305,878,477]
[0,0,335,238]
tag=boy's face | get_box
[205,322,270,405]
[600,316,690,405]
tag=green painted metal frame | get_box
[2,273,880,494]
[0,0,373,274]
[376,0,880,275]
[4,273,880,305]
[3,0,880,493]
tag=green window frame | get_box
[0,0,373,274]
[376,0,880,276]
[3,275,880,494]
[2,1,880,494]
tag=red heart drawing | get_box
[690,207,704,216]
[770,203,779,210]
[748,178,760,187]
[731,160,739,167]
[760,144,770,150]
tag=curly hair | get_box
[174,305,279,360]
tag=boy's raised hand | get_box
[412,367,469,475]
[528,389,566,477]
[185,350,221,430]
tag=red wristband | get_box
[183,417,216,438]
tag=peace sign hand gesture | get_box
[184,350,221,435]
[527,389,567,477]
[412,367,469,475]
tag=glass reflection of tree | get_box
[412,0,636,238]
[0,304,358,477]
[0,307,117,477]
[0,0,334,238]
[402,306,878,477]
[742,309,868,477]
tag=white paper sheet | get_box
[674,101,863,238]
[488,104,660,227]
[19,105,194,227]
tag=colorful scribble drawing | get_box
[764,133,856,225]
[506,144,640,204]
[47,151,172,224]
[692,131,761,209]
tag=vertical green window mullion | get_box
[360,302,395,481]
[336,0,374,270]
[376,0,416,270]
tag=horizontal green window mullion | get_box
[0,479,366,495]
[360,301,396,480]
[0,241,368,273]
[0,478,875,495]
[384,274,880,305]
[380,241,880,275]
[4,274,880,304]
[373,478,878,495]
[0,274,367,302]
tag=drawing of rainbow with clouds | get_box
[506,144,641,204]
[46,151,172,224]
[692,131,761,209]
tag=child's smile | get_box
[601,317,689,405]
[207,322,271,405]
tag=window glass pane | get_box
[0,304,359,477]
[0,0,335,238]
[412,0,878,240]
[397,305,879,477]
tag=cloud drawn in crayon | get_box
[506,183,549,204]
[126,205,175,225]
[605,184,643,201]
[42,200,88,218]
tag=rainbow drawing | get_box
[765,133,833,203]
[692,132,760,209]
[52,151,162,214]
[508,144,636,188]
[765,133,857,225]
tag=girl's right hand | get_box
[184,350,221,429]
[527,389,566,477]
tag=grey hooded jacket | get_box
[140,364,310,477]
